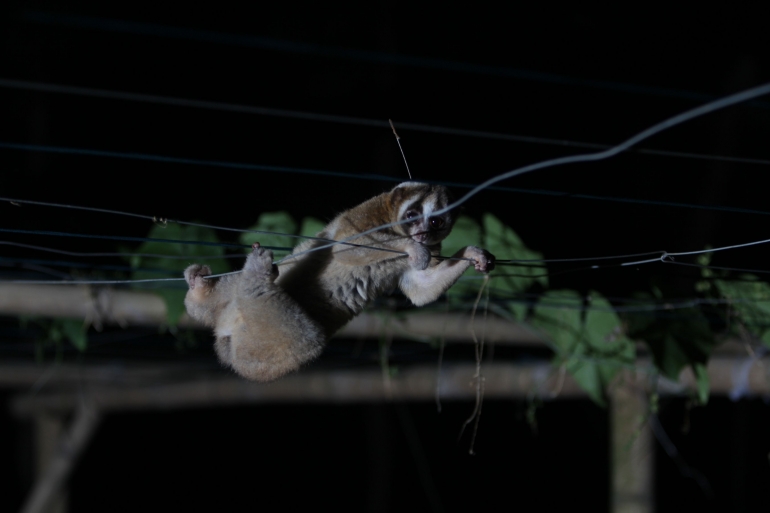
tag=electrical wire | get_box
[0,240,248,259]
[280,82,770,262]
[2,84,770,287]
[5,142,770,218]
[3,78,770,167]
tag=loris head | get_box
[388,182,456,245]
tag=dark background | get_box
[2,2,770,511]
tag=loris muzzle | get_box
[183,182,495,381]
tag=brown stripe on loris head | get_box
[390,182,453,218]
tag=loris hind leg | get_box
[220,243,325,382]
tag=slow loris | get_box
[183,182,495,381]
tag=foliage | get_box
[239,211,297,253]
[130,223,229,326]
[19,316,88,355]
[625,297,716,375]
[240,212,327,252]
[712,274,770,348]
[482,213,547,320]
[620,248,770,405]
[129,213,327,329]
[530,291,635,406]
[441,216,736,405]
[299,217,326,238]
[121,212,769,407]
[131,213,319,329]
[443,214,546,321]
[623,295,716,404]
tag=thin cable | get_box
[2,78,770,167]
[0,195,744,269]
[497,250,666,264]
[7,269,770,313]
[662,260,770,276]
[282,82,770,263]
[475,289,770,307]
[1,261,72,280]
[0,227,258,250]
[439,83,770,219]
[0,242,645,283]
[669,239,770,258]
[621,235,770,266]
[4,85,770,277]
[0,194,312,242]
[0,196,408,257]
[5,145,770,219]
[3,220,770,275]
[0,255,182,275]
[2,278,184,285]
[0,240,246,259]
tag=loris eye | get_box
[429,217,445,229]
[404,210,419,223]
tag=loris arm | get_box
[398,246,495,306]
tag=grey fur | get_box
[183,182,495,381]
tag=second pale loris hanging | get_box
[184,182,495,381]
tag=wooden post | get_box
[609,374,653,513]
[32,413,67,513]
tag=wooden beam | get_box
[0,283,542,344]
[0,283,171,327]
[20,403,100,513]
[10,362,583,417]
[9,355,770,417]
[0,283,756,354]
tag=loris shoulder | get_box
[184,182,495,382]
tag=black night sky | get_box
[2,3,770,511]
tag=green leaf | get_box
[567,354,605,406]
[508,301,529,322]
[714,274,770,345]
[239,211,297,251]
[657,333,693,378]
[693,362,710,405]
[59,318,88,351]
[299,217,326,238]
[442,215,482,257]
[483,213,547,289]
[482,213,547,319]
[531,290,634,406]
[530,290,583,352]
[632,306,716,381]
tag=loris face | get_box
[391,182,456,246]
